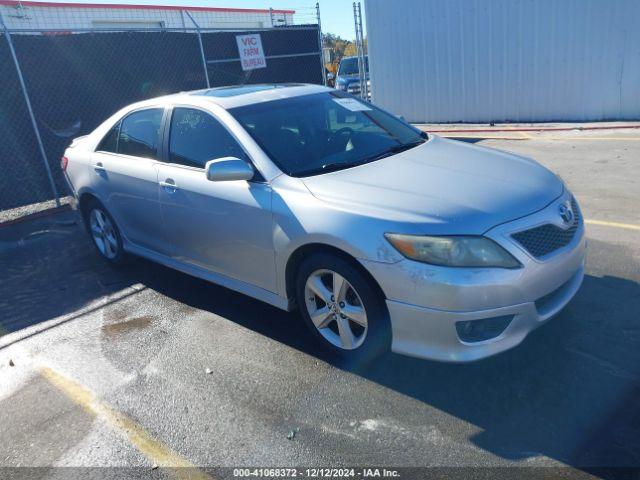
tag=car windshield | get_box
[229,91,426,177]
[338,56,368,76]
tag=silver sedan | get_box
[63,84,585,362]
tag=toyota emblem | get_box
[559,203,574,225]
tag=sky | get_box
[33,0,365,40]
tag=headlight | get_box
[384,234,521,268]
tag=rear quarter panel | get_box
[63,141,92,203]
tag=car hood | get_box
[301,135,563,234]
[337,74,369,83]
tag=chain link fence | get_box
[0,10,325,218]
[0,32,54,213]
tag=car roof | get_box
[140,83,331,110]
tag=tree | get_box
[343,42,357,57]
[322,33,356,63]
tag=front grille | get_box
[512,197,581,258]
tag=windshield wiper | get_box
[360,139,426,163]
[298,140,426,177]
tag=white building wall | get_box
[365,0,640,123]
[0,2,294,31]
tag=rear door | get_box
[91,107,169,253]
[157,106,275,292]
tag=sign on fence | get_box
[236,34,267,71]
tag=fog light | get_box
[455,316,513,343]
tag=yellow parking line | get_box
[586,219,640,231]
[40,367,212,480]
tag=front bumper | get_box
[347,85,371,99]
[359,190,586,362]
[386,265,583,362]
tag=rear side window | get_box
[97,122,119,153]
[118,108,163,159]
[168,107,247,169]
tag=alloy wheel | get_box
[304,269,368,350]
[89,208,118,259]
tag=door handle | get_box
[93,162,106,172]
[159,180,178,192]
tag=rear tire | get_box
[295,253,391,364]
[82,199,127,266]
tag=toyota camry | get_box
[62,84,585,362]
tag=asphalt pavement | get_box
[0,127,638,479]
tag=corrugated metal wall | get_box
[365,0,640,123]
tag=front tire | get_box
[295,253,391,363]
[82,199,127,266]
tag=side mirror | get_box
[205,157,254,182]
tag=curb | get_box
[420,124,640,134]
[0,204,72,228]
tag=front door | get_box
[158,107,276,292]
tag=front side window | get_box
[118,108,163,159]
[229,92,425,177]
[168,107,247,169]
